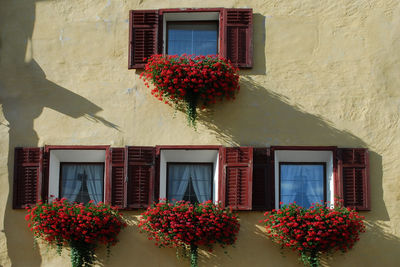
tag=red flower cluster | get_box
[25,199,126,249]
[138,200,240,250]
[140,54,240,126]
[262,202,365,267]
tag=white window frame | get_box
[159,149,220,203]
[162,12,220,55]
[48,149,107,202]
[274,150,334,210]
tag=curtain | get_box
[168,165,191,201]
[61,164,104,203]
[190,164,212,203]
[61,165,82,202]
[168,164,212,203]
[280,164,324,208]
[85,165,104,204]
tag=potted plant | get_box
[138,200,240,267]
[25,199,126,267]
[262,201,365,267]
[140,54,240,128]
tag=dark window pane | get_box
[167,22,218,56]
[60,163,104,204]
[167,163,213,203]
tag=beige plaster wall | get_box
[0,0,399,266]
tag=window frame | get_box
[166,162,214,203]
[44,145,111,204]
[160,8,224,57]
[156,145,223,204]
[272,146,337,210]
[278,162,327,208]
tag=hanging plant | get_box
[262,201,365,267]
[25,199,127,267]
[138,200,240,267]
[140,54,240,127]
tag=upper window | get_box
[167,163,213,203]
[129,8,253,69]
[167,22,218,56]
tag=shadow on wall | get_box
[0,1,118,266]
[197,77,391,265]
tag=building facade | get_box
[0,0,400,266]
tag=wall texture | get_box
[0,0,400,266]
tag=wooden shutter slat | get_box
[337,148,370,211]
[126,146,155,209]
[222,147,253,210]
[220,8,253,68]
[110,148,126,208]
[13,147,43,209]
[129,10,160,69]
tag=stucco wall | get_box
[0,0,399,266]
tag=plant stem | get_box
[190,244,198,267]
[309,250,319,267]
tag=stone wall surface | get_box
[0,0,399,266]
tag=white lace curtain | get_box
[280,164,324,208]
[168,164,212,203]
[60,164,104,204]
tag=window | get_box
[60,163,104,204]
[274,149,334,210]
[129,8,253,69]
[167,21,218,56]
[159,149,220,203]
[47,147,109,204]
[279,163,326,208]
[167,163,213,203]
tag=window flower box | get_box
[138,200,240,267]
[262,201,366,267]
[25,199,126,267]
[141,54,240,127]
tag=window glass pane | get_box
[280,164,324,208]
[60,164,104,204]
[167,22,218,56]
[167,163,212,203]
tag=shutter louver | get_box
[110,148,126,208]
[129,10,160,69]
[252,148,274,210]
[221,8,253,68]
[223,147,253,210]
[13,147,42,209]
[126,146,155,209]
[338,148,370,211]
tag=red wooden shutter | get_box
[252,148,274,210]
[129,10,160,69]
[41,150,50,202]
[337,148,370,210]
[126,146,155,209]
[222,147,253,210]
[110,148,126,208]
[220,8,253,68]
[13,147,43,209]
